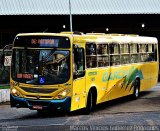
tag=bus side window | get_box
[97,44,109,67]
[147,44,154,62]
[130,44,138,53]
[86,43,96,55]
[110,55,120,66]
[139,44,148,62]
[109,44,120,66]
[154,44,158,61]
[109,44,119,54]
[130,54,139,63]
[120,44,130,64]
[97,44,108,55]
[130,43,139,63]
[86,43,97,68]
[148,44,152,52]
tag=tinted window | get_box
[109,44,120,66]
[109,44,119,54]
[86,43,96,55]
[139,44,148,52]
[121,44,129,53]
[121,55,130,64]
[86,56,97,68]
[130,44,138,53]
[131,54,139,63]
[86,43,97,68]
[97,44,108,54]
[97,56,109,67]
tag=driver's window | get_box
[78,49,84,71]
[74,48,84,71]
[73,46,85,78]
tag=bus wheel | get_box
[132,79,140,99]
[84,89,96,115]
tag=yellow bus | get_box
[10,32,159,114]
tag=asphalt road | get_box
[0,83,160,131]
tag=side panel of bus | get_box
[95,62,158,104]
[85,68,110,104]
[150,62,159,88]
[71,39,159,111]
[150,43,159,88]
[71,77,86,111]
[98,64,142,102]
[85,61,158,106]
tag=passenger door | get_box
[71,46,86,111]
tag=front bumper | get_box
[10,94,71,112]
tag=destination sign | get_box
[14,36,70,48]
[31,39,58,47]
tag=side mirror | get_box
[73,70,85,79]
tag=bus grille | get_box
[26,95,52,99]
[20,87,57,94]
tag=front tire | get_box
[83,89,96,115]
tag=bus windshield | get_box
[11,49,70,85]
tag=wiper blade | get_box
[40,48,58,63]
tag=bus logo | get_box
[39,77,45,84]
[36,94,40,99]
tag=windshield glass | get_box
[11,49,70,85]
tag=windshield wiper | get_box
[45,55,68,65]
[40,48,57,63]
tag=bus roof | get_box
[16,32,158,45]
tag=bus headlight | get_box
[55,89,70,99]
[12,88,17,94]
[11,88,22,97]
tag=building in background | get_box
[0,0,160,102]
[0,0,160,48]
